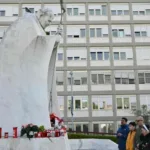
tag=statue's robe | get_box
[0,13,60,135]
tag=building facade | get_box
[0,0,150,133]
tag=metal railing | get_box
[68,130,116,136]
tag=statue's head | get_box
[36,8,54,29]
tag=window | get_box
[76,124,81,132]
[13,14,18,16]
[105,75,111,84]
[141,31,147,37]
[91,74,97,84]
[67,8,72,15]
[68,72,87,86]
[90,28,95,37]
[139,11,145,15]
[135,32,140,37]
[29,8,34,13]
[98,74,104,84]
[124,10,129,15]
[68,57,73,60]
[89,9,94,15]
[80,29,86,38]
[93,124,99,132]
[81,77,87,85]
[83,124,88,132]
[115,72,135,84]
[103,34,108,37]
[74,57,80,60]
[140,95,150,110]
[114,52,119,60]
[145,73,150,83]
[104,52,109,60]
[112,29,118,37]
[74,35,79,38]
[122,78,129,84]
[111,10,116,16]
[117,98,122,109]
[91,73,111,84]
[67,35,72,38]
[96,28,102,37]
[58,96,64,110]
[68,78,71,85]
[82,99,88,109]
[102,5,107,15]
[0,10,5,16]
[119,29,124,37]
[97,52,103,60]
[117,97,130,109]
[80,13,85,16]
[138,73,145,84]
[96,9,101,15]
[90,52,96,60]
[93,99,98,109]
[58,53,63,60]
[56,72,64,85]
[133,11,138,15]
[75,100,81,109]
[120,52,126,60]
[73,8,79,16]
[129,78,135,84]
[115,78,121,84]
[92,96,113,110]
[124,98,129,109]
[74,80,80,85]
[118,10,123,15]
[68,97,88,110]
[146,9,150,15]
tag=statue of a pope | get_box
[0,8,61,136]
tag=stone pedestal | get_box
[0,136,70,150]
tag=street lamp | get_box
[70,71,74,131]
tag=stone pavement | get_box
[69,139,118,150]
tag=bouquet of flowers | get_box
[20,124,39,139]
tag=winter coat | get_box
[134,126,143,148]
[117,124,129,150]
[139,133,150,150]
[126,131,136,150]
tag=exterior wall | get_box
[0,4,18,22]
[0,0,150,133]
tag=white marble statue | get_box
[0,8,61,135]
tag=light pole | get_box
[70,71,74,131]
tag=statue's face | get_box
[39,14,53,29]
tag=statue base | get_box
[0,135,71,150]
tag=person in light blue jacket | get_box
[117,117,129,150]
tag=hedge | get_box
[68,133,117,143]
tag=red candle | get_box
[4,132,8,138]
[0,128,2,138]
[13,127,17,138]
[55,129,60,137]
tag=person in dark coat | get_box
[117,117,129,150]
[139,125,150,150]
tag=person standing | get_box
[117,117,129,150]
[126,122,136,150]
[139,125,150,150]
[134,116,148,150]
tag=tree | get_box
[132,105,150,124]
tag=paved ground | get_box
[69,139,118,150]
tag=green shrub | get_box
[38,125,45,132]
[68,133,117,143]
